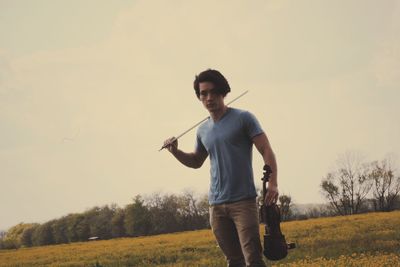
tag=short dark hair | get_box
[193,69,231,98]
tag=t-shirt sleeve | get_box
[242,111,264,138]
[195,130,207,154]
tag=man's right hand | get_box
[163,137,178,154]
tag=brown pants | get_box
[210,198,266,267]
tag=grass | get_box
[0,211,399,266]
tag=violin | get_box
[261,165,295,261]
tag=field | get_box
[0,211,399,266]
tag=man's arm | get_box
[252,133,279,205]
[164,137,208,169]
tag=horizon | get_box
[0,192,330,232]
[1,0,399,230]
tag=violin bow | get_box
[159,90,249,151]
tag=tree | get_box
[111,208,126,238]
[86,205,115,239]
[177,190,207,230]
[196,194,210,224]
[1,223,36,249]
[125,195,152,236]
[321,152,372,215]
[51,218,69,244]
[66,214,89,242]
[148,194,181,234]
[321,173,343,215]
[369,158,400,211]
[21,224,39,247]
[31,222,54,246]
[158,194,182,233]
[278,194,292,221]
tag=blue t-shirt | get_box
[195,108,264,205]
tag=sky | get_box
[1,0,399,230]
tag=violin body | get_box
[261,165,295,261]
[262,204,289,260]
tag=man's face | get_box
[199,82,224,113]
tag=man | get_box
[164,69,278,267]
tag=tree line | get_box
[320,153,400,216]
[276,153,400,221]
[1,152,399,250]
[0,191,210,250]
